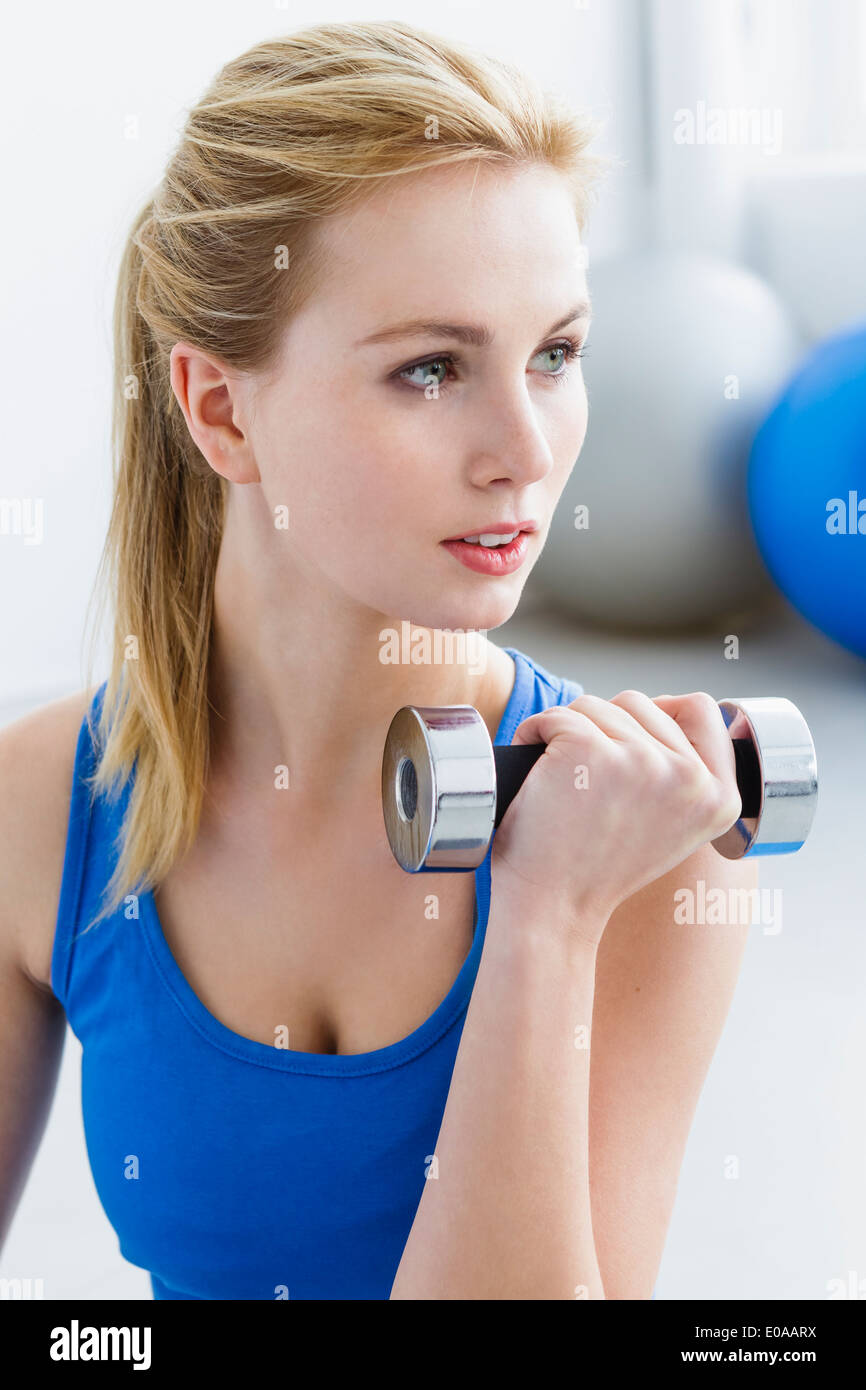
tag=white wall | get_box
[645,0,866,337]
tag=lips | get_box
[443,519,539,542]
[440,531,532,576]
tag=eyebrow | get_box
[354,300,592,349]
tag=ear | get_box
[169,341,261,484]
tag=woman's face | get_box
[246,159,591,633]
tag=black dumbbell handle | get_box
[493,737,760,828]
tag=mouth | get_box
[442,519,539,543]
[440,522,538,576]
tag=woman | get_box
[0,19,754,1300]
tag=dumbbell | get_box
[381,696,817,873]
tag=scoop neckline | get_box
[138,647,533,1077]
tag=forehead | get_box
[302,160,587,328]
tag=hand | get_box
[490,691,742,947]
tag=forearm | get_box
[587,848,757,1298]
[390,895,604,1300]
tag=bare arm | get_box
[0,950,67,1252]
[390,895,604,1300]
[0,695,89,1252]
[587,845,757,1298]
[390,848,754,1301]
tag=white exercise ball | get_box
[532,251,803,630]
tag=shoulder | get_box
[0,688,98,991]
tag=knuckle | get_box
[719,782,743,827]
[676,759,715,810]
[702,777,740,833]
[562,702,596,733]
[688,691,721,718]
[633,741,675,782]
[673,750,705,786]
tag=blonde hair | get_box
[81,18,603,932]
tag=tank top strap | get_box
[50,680,117,1012]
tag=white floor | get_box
[2,591,864,1300]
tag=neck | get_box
[205,496,516,820]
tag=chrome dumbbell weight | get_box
[381,696,817,873]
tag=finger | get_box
[650,692,737,786]
[510,702,604,748]
[609,690,697,757]
[565,693,683,749]
[513,694,657,750]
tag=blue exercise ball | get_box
[747,323,866,661]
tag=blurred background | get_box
[1,0,864,1299]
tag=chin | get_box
[366,570,524,638]
[418,596,520,635]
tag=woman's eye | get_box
[395,340,585,392]
[532,341,586,375]
[397,357,454,389]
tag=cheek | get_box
[276,437,424,547]
[550,381,589,485]
[332,407,441,525]
[253,382,401,527]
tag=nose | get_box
[465,378,558,489]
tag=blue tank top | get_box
[51,646,583,1300]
